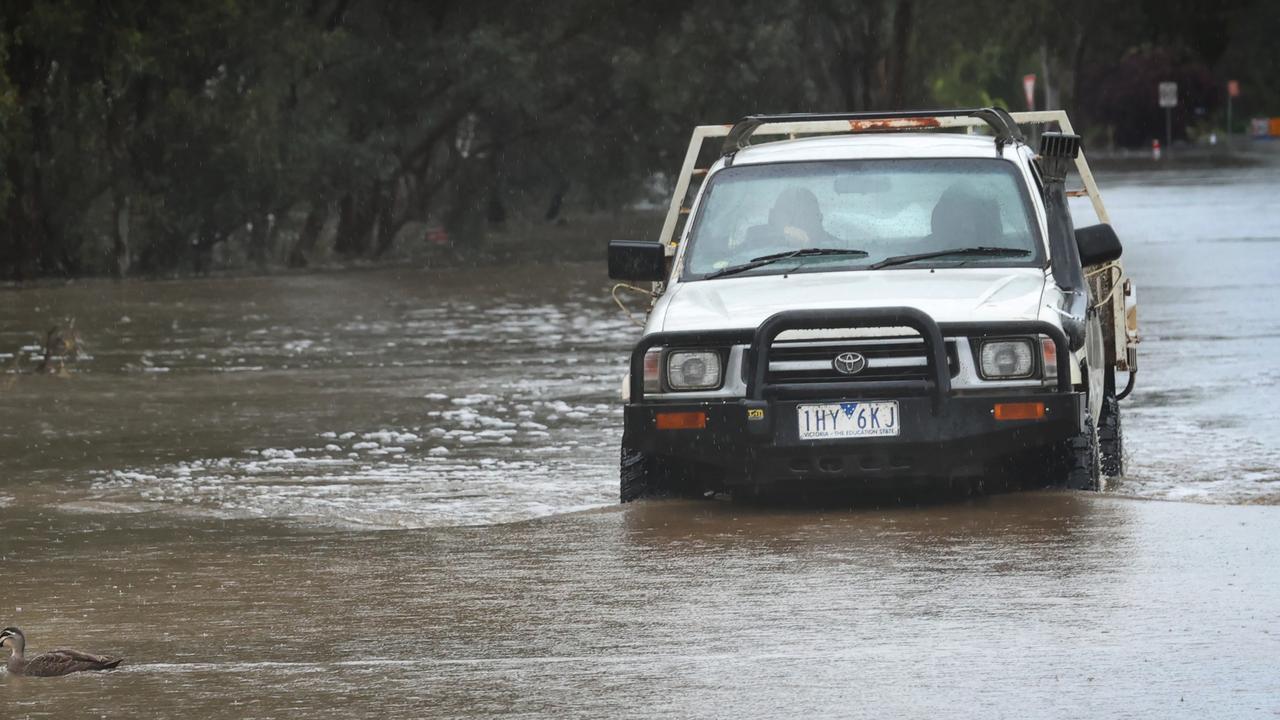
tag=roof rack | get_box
[659,110,1108,257]
[722,108,1025,156]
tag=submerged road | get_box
[2,492,1277,717]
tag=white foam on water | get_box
[89,395,623,528]
[361,430,420,445]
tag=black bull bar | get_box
[628,307,1073,412]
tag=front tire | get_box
[1058,411,1103,491]
[620,446,700,502]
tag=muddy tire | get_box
[1098,376,1124,478]
[1058,411,1103,491]
[620,446,697,502]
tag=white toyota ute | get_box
[608,109,1138,501]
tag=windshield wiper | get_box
[867,246,1030,270]
[703,247,869,280]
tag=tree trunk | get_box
[859,3,884,109]
[888,0,914,107]
[1040,43,1059,110]
[113,193,131,278]
[485,126,506,227]
[15,184,55,280]
[444,160,486,249]
[372,188,398,257]
[337,183,395,258]
[288,202,329,268]
[544,180,569,222]
[3,157,37,281]
[335,193,369,256]
[247,211,276,267]
[192,226,219,276]
[1071,28,1089,129]
[837,30,859,111]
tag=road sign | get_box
[1023,74,1036,110]
[1228,80,1240,98]
[1159,82,1178,108]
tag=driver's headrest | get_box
[931,185,1001,243]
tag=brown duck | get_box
[1,627,123,677]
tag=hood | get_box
[652,268,1048,333]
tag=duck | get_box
[37,318,82,375]
[1,627,123,677]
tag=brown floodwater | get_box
[2,164,1279,716]
[1,495,1278,717]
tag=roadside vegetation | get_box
[1,0,1275,280]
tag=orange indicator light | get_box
[993,402,1046,421]
[655,411,707,430]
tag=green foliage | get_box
[0,0,1273,279]
[928,45,1015,110]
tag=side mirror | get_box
[608,240,667,281]
[1075,223,1123,266]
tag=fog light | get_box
[655,411,707,430]
[980,340,1035,379]
[666,350,722,390]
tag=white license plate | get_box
[797,401,900,440]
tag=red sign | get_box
[1228,80,1240,98]
[425,225,449,246]
[1023,74,1037,110]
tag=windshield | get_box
[682,158,1043,279]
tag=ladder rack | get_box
[657,109,1110,254]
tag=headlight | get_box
[666,350,722,390]
[979,339,1035,379]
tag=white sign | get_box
[1159,81,1178,108]
[797,401,900,440]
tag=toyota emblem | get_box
[832,351,866,375]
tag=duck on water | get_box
[1,627,123,677]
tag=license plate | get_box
[797,401,900,440]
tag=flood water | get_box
[2,163,1279,716]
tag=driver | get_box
[743,187,839,253]
[929,184,1002,245]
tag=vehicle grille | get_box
[756,337,959,385]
